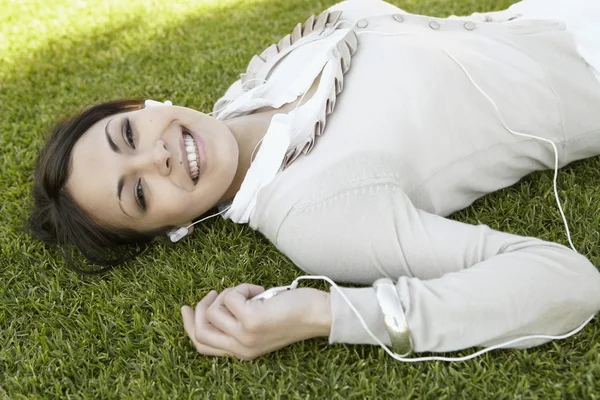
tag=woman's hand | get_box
[181,284,332,360]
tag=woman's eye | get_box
[135,178,146,211]
[124,118,135,149]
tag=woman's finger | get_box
[194,298,240,352]
[224,284,265,319]
[199,289,220,308]
[181,305,231,358]
[205,289,240,335]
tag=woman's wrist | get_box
[306,289,332,337]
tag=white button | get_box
[357,19,368,28]
[429,21,440,30]
[464,21,476,31]
[393,14,404,23]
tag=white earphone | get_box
[168,226,191,243]
[167,206,232,243]
[144,99,173,107]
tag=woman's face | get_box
[67,105,239,232]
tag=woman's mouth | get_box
[183,129,200,183]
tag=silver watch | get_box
[373,278,413,356]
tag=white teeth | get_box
[183,132,200,181]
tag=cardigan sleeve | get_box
[274,181,600,352]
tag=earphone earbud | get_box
[166,205,233,244]
[168,227,190,243]
[144,99,173,108]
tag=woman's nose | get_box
[152,139,171,176]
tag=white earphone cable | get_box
[186,205,231,231]
[353,28,574,251]
[283,28,593,362]
[440,46,577,252]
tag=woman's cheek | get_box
[151,190,184,224]
[169,191,203,223]
[166,197,190,222]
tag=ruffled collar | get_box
[215,10,358,223]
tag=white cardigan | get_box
[213,0,600,352]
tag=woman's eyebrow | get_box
[105,119,120,153]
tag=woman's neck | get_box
[218,112,274,203]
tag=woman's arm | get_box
[275,181,600,352]
[182,177,600,359]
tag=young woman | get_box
[29,0,600,360]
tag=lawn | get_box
[1,0,600,398]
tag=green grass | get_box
[2,0,600,398]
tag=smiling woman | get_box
[28,0,600,361]
[29,99,243,272]
[67,103,238,232]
